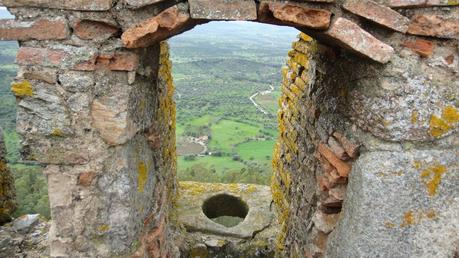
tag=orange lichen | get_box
[429,106,459,137]
[420,164,447,196]
[401,210,415,227]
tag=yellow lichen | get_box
[384,221,396,229]
[11,80,33,97]
[411,111,419,124]
[442,105,459,124]
[97,224,109,233]
[429,106,459,137]
[429,115,451,137]
[448,0,459,5]
[420,164,447,197]
[51,128,64,137]
[299,33,313,42]
[137,161,148,193]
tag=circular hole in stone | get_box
[202,193,249,228]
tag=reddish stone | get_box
[318,143,352,177]
[318,176,331,192]
[268,3,332,30]
[0,18,69,41]
[407,14,459,39]
[332,132,360,159]
[188,0,257,20]
[343,0,410,33]
[329,185,346,201]
[0,0,113,11]
[78,172,96,187]
[16,47,67,67]
[403,39,434,57]
[74,52,139,71]
[74,20,118,41]
[445,54,454,65]
[325,18,394,63]
[122,6,195,48]
[328,136,348,160]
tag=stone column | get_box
[274,27,458,257]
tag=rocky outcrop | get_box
[0,214,50,257]
[0,127,15,225]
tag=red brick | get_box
[343,0,410,33]
[0,18,69,41]
[318,143,352,177]
[325,18,394,63]
[74,20,118,41]
[268,3,332,29]
[16,47,67,67]
[332,132,360,159]
[407,14,459,39]
[122,6,194,48]
[403,39,434,57]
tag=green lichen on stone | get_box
[11,80,33,97]
[447,0,459,5]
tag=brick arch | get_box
[0,0,458,257]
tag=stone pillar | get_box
[0,127,16,225]
[9,19,176,255]
[274,27,458,257]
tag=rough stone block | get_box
[389,0,459,7]
[408,13,459,39]
[188,0,257,20]
[325,18,394,63]
[0,0,113,11]
[343,0,410,33]
[326,150,459,257]
[268,3,332,29]
[74,20,118,41]
[124,0,168,9]
[0,18,69,41]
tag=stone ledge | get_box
[0,0,113,11]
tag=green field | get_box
[171,21,298,185]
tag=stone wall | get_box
[0,0,457,257]
[274,21,458,258]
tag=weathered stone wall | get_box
[274,21,458,258]
[0,0,457,257]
